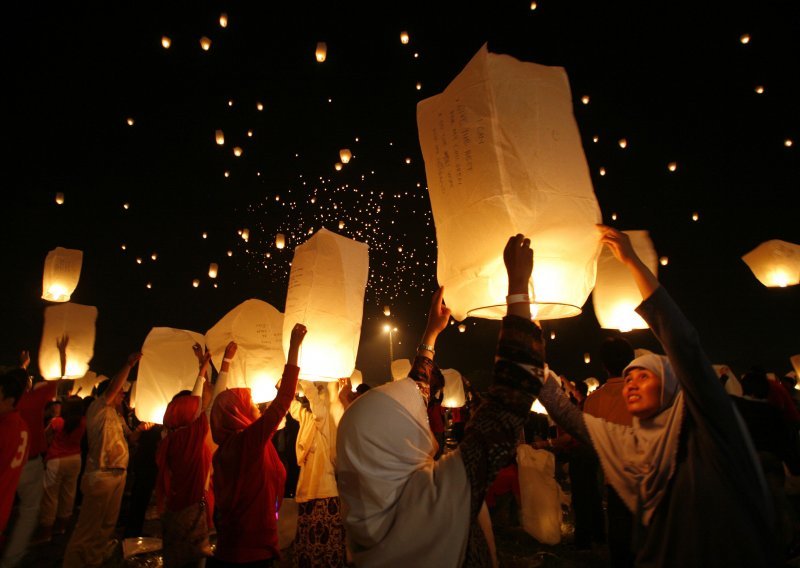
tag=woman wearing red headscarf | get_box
[210,323,306,567]
[155,345,217,567]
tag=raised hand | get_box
[503,234,533,295]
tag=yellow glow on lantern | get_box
[276,233,285,249]
[740,33,751,44]
[192,279,200,288]
[405,157,411,164]
[151,253,157,261]
[146,282,152,289]
[584,352,591,364]
[136,258,142,265]
[200,37,211,51]
[242,228,250,241]
[126,117,134,126]
[611,213,618,221]
[585,378,600,394]
[208,263,219,278]
[339,149,352,163]
[315,42,327,62]
[202,232,208,239]
[581,95,590,105]
[383,305,391,316]
[55,192,65,205]
[416,82,422,91]
[335,162,343,171]
[618,138,627,149]
[227,250,233,257]
[400,31,409,44]
[215,130,225,145]
[550,330,556,340]
[660,256,669,266]
[592,136,599,143]
[785,139,793,147]
[161,36,171,49]
[121,244,126,251]
[233,146,243,157]
[692,212,699,221]
[227,100,233,107]
[755,85,764,94]
[45,284,68,302]
[599,167,606,176]
[530,1,538,9]
[224,171,230,178]
[256,102,264,111]
[458,324,466,333]
[668,162,677,172]
[247,130,253,138]
[219,13,228,28]
[338,220,345,229]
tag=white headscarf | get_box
[584,354,684,526]
[336,378,471,567]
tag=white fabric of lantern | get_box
[441,368,466,408]
[791,355,800,381]
[42,247,83,302]
[350,369,363,391]
[517,445,565,545]
[206,299,285,403]
[742,240,800,288]
[137,327,206,423]
[39,302,97,379]
[70,371,107,398]
[283,228,369,381]
[391,359,411,381]
[417,44,601,321]
[593,230,658,331]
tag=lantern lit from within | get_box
[692,212,699,221]
[550,330,556,340]
[611,213,617,221]
[404,157,411,164]
[55,192,65,205]
[121,244,126,251]
[215,130,225,145]
[256,102,264,111]
[126,117,134,126]
[192,279,200,288]
[283,229,369,381]
[668,162,677,172]
[202,232,208,239]
[227,250,233,257]
[208,263,218,278]
[42,248,83,302]
[755,86,764,94]
[416,82,422,91]
[458,324,466,333]
[123,202,130,210]
[227,100,233,107]
[39,302,97,379]
[584,377,600,394]
[338,220,345,230]
[161,36,171,49]
[785,139,793,147]
[530,1,538,9]
[660,256,669,266]
[581,95,590,105]
[146,283,152,289]
[383,305,391,316]
[233,146,243,157]
[417,45,601,321]
[592,136,599,143]
[742,240,800,288]
[400,31,409,44]
[219,13,228,28]
[137,327,206,423]
[584,353,591,364]
[200,37,211,51]
[740,33,750,44]
[350,369,363,391]
[441,369,466,408]
[276,233,285,249]
[151,253,157,261]
[339,149,352,163]
[242,229,250,242]
[391,359,411,381]
[335,162,343,171]
[618,138,627,149]
[531,399,547,414]
[599,167,606,176]
[315,42,327,62]
[247,130,253,138]
[594,230,658,331]
[136,258,142,265]
[224,171,230,178]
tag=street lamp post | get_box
[383,323,398,372]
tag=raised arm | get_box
[407,286,450,403]
[597,224,659,300]
[104,352,142,405]
[192,346,212,418]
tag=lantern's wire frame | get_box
[466,301,582,320]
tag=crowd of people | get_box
[0,226,797,567]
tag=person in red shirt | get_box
[0,370,30,550]
[209,324,306,567]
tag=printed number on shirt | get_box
[10,431,29,469]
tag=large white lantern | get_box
[206,299,285,403]
[283,228,369,381]
[39,302,97,379]
[441,368,466,408]
[417,45,601,321]
[137,327,206,423]
[391,359,411,381]
[350,369,363,391]
[42,247,83,302]
[70,370,107,398]
[593,230,658,331]
[742,240,800,288]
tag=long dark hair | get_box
[62,397,85,434]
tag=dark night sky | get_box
[2,1,798,389]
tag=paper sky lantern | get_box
[400,31,410,44]
[339,149,352,164]
[242,228,250,241]
[161,36,171,49]
[208,263,219,278]
[192,279,200,288]
[416,82,422,91]
[692,212,699,221]
[137,327,206,423]
[755,86,765,94]
[441,368,466,408]
[458,324,466,333]
[785,139,794,148]
[55,192,65,205]
[391,359,411,381]
[618,138,628,149]
[207,299,285,403]
[257,102,264,111]
[383,305,391,316]
[584,377,600,394]
[667,162,677,172]
[581,95,590,105]
[219,13,228,28]
[660,256,669,266]
[215,130,225,145]
[584,353,591,364]
[276,233,286,249]
[39,302,97,379]
[417,45,601,321]
[338,220,345,230]
[593,230,658,331]
[742,240,800,288]
[42,247,83,302]
[740,34,751,44]
[350,369,363,391]
[70,371,107,398]
[791,355,800,379]
[334,162,343,171]
[233,146,243,157]
[283,229,369,381]
[200,37,212,51]
[315,42,327,62]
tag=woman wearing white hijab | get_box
[537,226,775,567]
[337,235,545,567]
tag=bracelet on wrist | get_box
[417,343,435,355]
[506,293,531,305]
[223,357,232,364]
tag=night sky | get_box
[3,1,798,389]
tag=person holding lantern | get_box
[209,324,306,567]
[534,225,775,567]
[336,234,547,566]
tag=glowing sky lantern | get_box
[441,369,466,408]
[233,146,243,157]
[400,31,410,45]
[242,228,250,241]
[391,359,411,381]
[338,220,345,230]
[584,377,600,394]
[200,37,212,51]
[742,240,800,288]
[276,233,286,249]
[315,42,327,62]
[42,247,83,302]
[692,212,699,221]
[660,256,669,266]
[137,327,206,423]
[339,149,352,164]
[350,369,363,391]
[618,138,627,149]
[584,353,591,364]
[334,162,343,171]
[416,82,422,91]
[458,323,466,333]
[70,370,106,398]
[215,130,225,145]
[208,263,219,278]
[740,33,751,44]
[39,302,97,379]
[593,230,658,331]
[383,305,391,316]
[668,162,677,172]
[161,36,171,49]
[207,299,285,403]
[256,102,264,111]
[126,117,134,126]
[55,192,65,205]
[283,229,369,381]
[755,85,765,94]
[219,13,228,28]
[581,95,590,104]
[785,139,793,147]
[192,279,200,288]
[417,45,601,321]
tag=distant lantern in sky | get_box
[785,139,794,147]
[584,353,591,364]
[123,202,130,210]
[224,171,230,178]
[755,85,765,94]
[276,233,286,249]
[416,82,422,91]
[339,149,352,163]
[742,239,800,288]
[247,130,253,138]
[227,250,233,257]
[405,157,411,164]
[383,305,391,316]
[192,279,200,288]
[334,162,343,171]
[315,42,327,62]
[42,247,83,302]
[338,220,345,229]
[242,228,250,241]
[611,212,618,221]
[256,102,264,111]
[215,130,225,145]
[592,135,599,143]
[136,257,142,265]
[530,1,538,9]
[200,37,212,51]
[151,253,158,261]
[233,146,243,157]
[550,330,556,340]
[599,167,607,176]
[55,192,65,205]
[227,100,233,107]
[219,13,228,28]
[208,263,219,278]
[660,256,669,266]
[121,244,126,251]
[618,138,627,149]
[668,161,677,172]
[202,232,208,239]
[126,117,134,126]
[692,212,699,221]
[740,33,751,44]
[161,36,171,49]
[458,324,466,333]
[400,31,410,44]
[581,95,590,105]
[146,283,152,289]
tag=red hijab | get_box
[155,395,214,516]
[210,389,256,445]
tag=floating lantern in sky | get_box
[660,256,669,266]
[123,202,130,210]
[242,228,250,241]
[161,36,171,49]
[315,42,327,62]
[227,100,233,107]
[40,302,97,379]
[404,157,412,164]
[599,167,607,176]
[417,45,601,321]
[742,240,800,288]
[276,233,286,249]
[618,138,627,149]
[416,82,422,91]
[335,162,343,171]
[283,229,369,381]
[224,171,230,178]
[219,13,228,28]
[441,369,466,408]
[233,146,243,157]
[136,258,143,265]
[338,220,345,230]
[383,305,391,316]
[458,324,466,333]
[208,263,218,278]
[42,247,83,302]
[611,212,618,221]
[785,139,794,147]
[339,149,352,163]
[592,136,599,143]
[200,37,211,51]
[126,117,134,126]
[550,330,556,340]
[755,85,765,94]
[192,279,200,288]
[137,327,206,423]
[400,31,410,44]
[530,1,538,9]
[585,377,600,394]
[668,162,677,172]
[227,250,233,257]
[581,95,590,105]
[247,130,253,138]
[256,102,264,111]
[202,232,208,239]
[584,353,591,364]
[594,230,658,332]
[740,33,751,44]
[121,244,126,251]
[146,283,152,289]
[692,212,699,221]
[151,253,157,261]
[215,130,225,145]
[55,192,65,205]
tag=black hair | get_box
[741,368,770,400]
[62,397,85,434]
[598,336,635,379]
[171,389,192,402]
[0,369,29,407]
[95,379,111,396]
[355,383,371,395]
